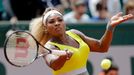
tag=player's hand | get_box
[108,12,134,28]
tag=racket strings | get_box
[5,31,38,67]
[4,31,52,67]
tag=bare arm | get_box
[42,43,73,71]
[45,53,67,71]
[70,29,110,53]
[72,12,134,53]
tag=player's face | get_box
[106,70,118,75]
[45,14,66,37]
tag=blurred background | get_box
[0,0,134,75]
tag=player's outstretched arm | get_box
[98,12,133,52]
[71,13,133,53]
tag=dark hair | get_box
[125,0,134,15]
[43,7,56,15]
[96,1,107,11]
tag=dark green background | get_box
[0,22,134,47]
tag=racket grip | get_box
[38,50,52,57]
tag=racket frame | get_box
[4,30,51,67]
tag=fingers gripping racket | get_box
[4,31,52,67]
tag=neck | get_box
[52,33,69,44]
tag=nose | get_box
[55,21,60,26]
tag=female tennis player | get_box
[30,8,133,75]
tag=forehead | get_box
[47,13,63,20]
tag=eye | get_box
[48,20,55,24]
[58,18,63,22]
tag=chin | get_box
[54,32,63,37]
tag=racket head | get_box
[4,31,39,67]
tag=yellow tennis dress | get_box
[49,31,90,75]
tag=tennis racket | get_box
[4,30,52,67]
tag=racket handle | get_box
[45,48,52,53]
[37,42,52,54]
[38,45,52,57]
[38,51,50,58]
[38,49,66,58]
